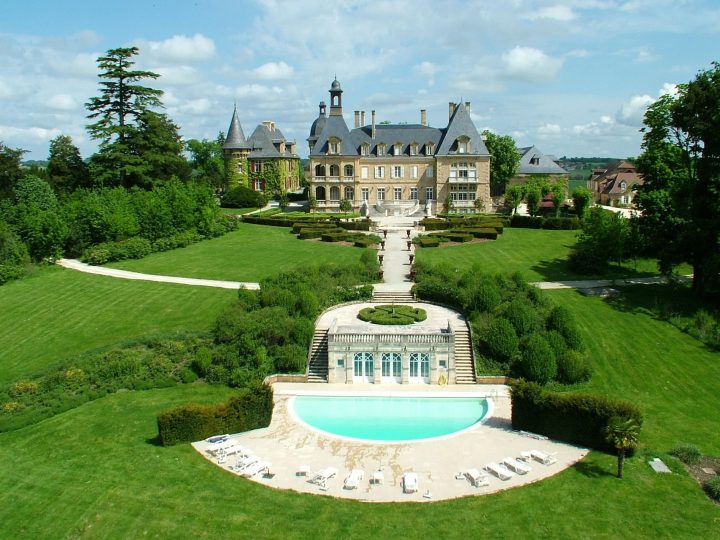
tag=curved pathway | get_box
[56,259,259,290]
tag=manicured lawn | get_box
[106,223,369,281]
[0,384,715,539]
[549,286,720,455]
[0,267,235,384]
[416,228,685,282]
[220,207,258,215]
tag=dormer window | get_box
[393,143,402,156]
[530,155,540,165]
[361,143,369,156]
[425,142,434,155]
[410,143,418,156]
[457,137,469,154]
[620,181,627,190]
[328,137,340,155]
[377,143,386,156]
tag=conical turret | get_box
[223,106,250,150]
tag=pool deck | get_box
[192,383,588,503]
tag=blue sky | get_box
[1,0,718,160]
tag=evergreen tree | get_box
[0,141,26,199]
[47,135,91,192]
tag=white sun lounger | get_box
[232,454,259,472]
[530,450,558,465]
[503,457,532,475]
[402,472,418,493]
[464,468,490,487]
[309,467,338,488]
[241,460,271,478]
[484,462,515,481]
[343,469,364,490]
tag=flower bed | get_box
[357,305,427,325]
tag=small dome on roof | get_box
[330,78,342,91]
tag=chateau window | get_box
[394,187,402,201]
[530,156,540,165]
[410,188,418,200]
[329,141,340,154]
[377,188,385,201]
[619,181,627,190]
[392,165,403,179]
[411,165,418,179]
[427,166,434,177]
[458,141,468,153]
[344,186,354,200]
[410,144,418,156]
[254,179,263,191]
[329,164,340,177]
[362,188,369,200]
[344,164,354,177]
[361,166,369,179]
[361,144,369,156]
[377,144,386,156]
[236,161,244,173]
[315,164,326,177]
[252,161,261,173]
[375,166,385,179]
[425,143,434,155]
[426,187,434,201]
[393,143,402,156]
[329,186,340,201]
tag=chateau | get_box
[308,79,491,215]
[222,106,301,193]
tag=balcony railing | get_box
[447,176,478,183]
[312,176,356,183]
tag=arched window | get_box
[329,164,340,177]
[315,186,326,200]
[344,186,354,200]
[315,164,326,177]
[344,164,354,177]
[329,186,340,201]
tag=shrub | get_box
[510,379,643,452]
[543,217,581,230]
[483,318,519,363]
[464,279,502,313]
[517,334,556,384]
[669,442,703,465]
[704,476,720,501]
[443,231,473,243]
[462,227,499,240]
[556,350,592,384]
[419,218,450,231]
[358,305,427,325]
[415,237,440,248]
[510,215,545,229]
[504,297,543,336]
[321,232,350,242]
[0,264,26,285]
[221,185,266,208]
[156,382,273,445]
[543,330,568,358]
[179,367,198,384]
[547,306,585,350]
[567,245,609,274]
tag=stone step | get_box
[307,328,329,383]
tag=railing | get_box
[330,333,452,344]
[312,176,356,183]
[447,176,478,183]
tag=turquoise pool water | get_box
[291,396,490,442]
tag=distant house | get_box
[510,145,569,187]
[588,160,643,206]
[222,107,301,193]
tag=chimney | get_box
[354,110,360,128]
[449,102,456,120]
[371,110,376,139]
[420,109,427,126]
[361,111,366,126]
[465,101,471,113]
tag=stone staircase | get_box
[454,325,477,384]
[307,328,329,383]
[371,290,416,303]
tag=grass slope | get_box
[551,287,720,454]
[0,267,235,384]
[0,385,716,539]
[416,228,684,282]
[105,223,368,282]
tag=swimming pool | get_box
[290,395,492,443]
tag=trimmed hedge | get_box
[297,227,343,239]
[510,214,581,230]
[429,232,472,243]
[358,305,427,325]
[415,237,441,248]
[510,379,643,453]
[452,228,498,240]
[339,220,372,231]
[321,232,350,242]
[353,238,376,248]
[157,382,273,446]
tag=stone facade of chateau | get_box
[307,79,491,215]
[222,107,301,193]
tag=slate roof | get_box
[223,106,250,150]
[309,98,488,157]
[517,146,567,175]
[247,123,298,159]
[591,160,643,195]
[307,102,326,146]
[436,102,489,155]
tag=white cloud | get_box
[46,94,78,110]
[659,83,678,96]
[154,66,199,87]
[0,125,61,141]
[138,34,216,64]
[251,61,294,80]
[502,46,563,83]
[538,123,562,135]
[524,5,577,22]
[616,94,654,126]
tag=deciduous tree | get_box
[47,135,91,192]
[483,130,520,195]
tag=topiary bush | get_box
[358,305,427,325]
[547,305,585,350]
[483,318,519,363]
[669,442,703,465]
[504,297,543,336]
[517,334,557,384]
[415,237,441,248]
[556,350,592,384]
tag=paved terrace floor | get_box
[192,383,588,503]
